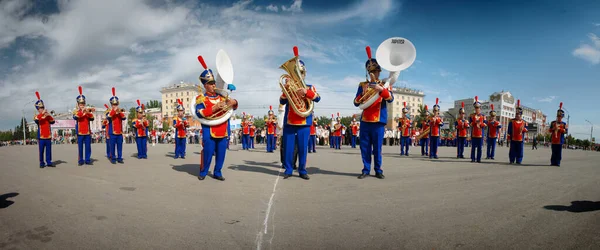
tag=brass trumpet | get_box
[85,107,96,113]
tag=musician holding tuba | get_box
[279,46,320,180]
[73,86,94,166]
[107,87,126,164]
[265,107,277,152]
[132,100,149,159]
[507,100,528,164]
[398,102,412,156]
[549,102,567,166]
[485,104,502,160]
[354,46,395,179]
[455,102,469,159]
[195,55,238,181]
[33,91,56,168]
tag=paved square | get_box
[1,143,599,249]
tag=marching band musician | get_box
[329,114,334,148]
[455,102,469,159]
[107,87,126,164]
[280,46,321,180]
[485,104,501,160]
[353,46,395,179]
[249,116,256,149]
[195,55,239,181]
[34,91,55,168]
[549,102,568,166]
[469,96,487,163]
[333,114,343,150]
[173,99,189,159]
[132,100,149,159]
[427,98,444,159]
[241,113,250,150]
[398,102,411,156]
[265,107,277,153]
[101,104,111,159]
[73,86,94,166]
[418,105,430,156]
[308,115,317,153]
[350,116,359,148]
[507,100,528,164]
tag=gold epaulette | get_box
[195,95,205,105]
[359,81,369,87]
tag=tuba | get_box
[359,37,416,110]
[192,49,235,126]
[278,46,314,117]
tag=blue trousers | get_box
[330,136,334,148]
[77,135,92,164]
[106,138,111,158]
[175,137,186,158]
[38,139,52,166]
[242,134,250,150]
[457,137,466,157]
[429,136,439,158]
[359,122,385,175]
[250,136,255,148]
[486,138,497,159]
[200,137,228,178]
[551,144,562,166]
[351,135,357,148]
[336,136,342,149]
[266,134,275,152]
[400,136,410,155]
[471,138,483,162]
[283,126,309,175]
[110,135,123,162]
[136,137,147,158]
[308,135,316,152]
[420,138,429,155]
[509,141,524,164]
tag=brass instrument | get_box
[357,73,384,106]
[86,107,96,113]
[192,50,235,126]
[416,127,430,140]
[278,51,313,118]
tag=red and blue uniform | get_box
[418,120,430,156]
[550,103,567,166]
[74,108,94,165]
[107,108,126,163]
[241,120,250,150]
[350,122,359,148]
[133,117,149,159]
[33,92,55,168]
[455,118,469,158]
[398,117,411,155]
[266,117,276,152]
[332,120,343,149]
[308,118,317,153]
[353,82,393,174]
[280,84,320,176]
[486,120,501,159]
[507,119,528,164]
[249,124,256,149]
[102,118,110,158]
[173,117,189,158]
[427,115,444,158]
[195,92,238,178]
[469,113,487,162]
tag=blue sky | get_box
[1,0,599,140]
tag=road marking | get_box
[256,167,283,250]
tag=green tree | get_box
[162,121,170,132]
[415,104,428,124]
[127,107,137,128]
[253,117,266,128]
[316,116,332,127]
[582,139,591,150]
[146,100,161,109]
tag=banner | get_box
[52,120,76,129]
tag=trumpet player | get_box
[249,117,256,149]
[428,98,444,159]
[455,102,469,159]
[350,116,359,148]
[507,100,528,164]
[107,87,126,164]
[280,46,321,180]
[418,105,430,156]
[309,116,317,153]
[265,107,276,152]
[353,46,395,179]
[73,86,94,166]
[34,91,55,168]
[102,104,111,159]
[485,104,501,160]
[195,57,238,181]
[133,100,149,159]
[549,102,567,166]
[398,102,411,156]
[469,96,487,163]
[333,115,343,150]
[173,99,189,159]
[241,113,250,150]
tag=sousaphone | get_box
[358,37,417,110]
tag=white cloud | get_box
[594,23,600,27]
[536,96,556,103]
[0,0,397,129]
[266,4,278,12]
[437,69,457,78]
[573,33,600,64]
[281,0,303,13]
[0,0,46,49]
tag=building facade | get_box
[160,81,202,128]
[387,87,425,129]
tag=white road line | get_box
[256,167,283,250]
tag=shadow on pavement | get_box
[0,193,19,209]
[228,160,357,177]
[544,201,600,213]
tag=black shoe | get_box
[86,162,93,166]
[40,165,46,168]
[293,166,298,170]
[213,176,225,181]
[283,174,292,179]
[47,163,54,167]
[198,176,205,180]
[358,173,368,179]
[471,160,475,163]
[406,153,409,156]
[118,160,124,164]
[491,157,495,160]
[111,161,117,164]
[477,160,481,163]
[299,174,310,180]
[181,156,185,159]
[375,173,385,179]
[78,163,83,166]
